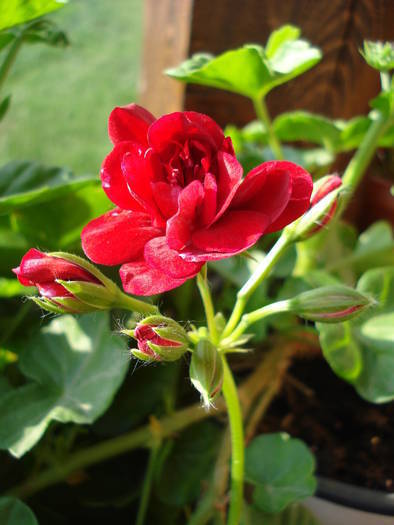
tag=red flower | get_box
[81,104,313,296]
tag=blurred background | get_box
[0,0,142,174]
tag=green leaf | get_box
[0,160,98,215]
[0,497,38,525]
[245,433,317,514]
[0,313,129,457]
[0,225,29,275]
[317,266,394,403]
[166,26,321,99]
[242,503,320,525]
[0,95,11,122]
[0,277,34,297]
[0,32,15,52]
[156,421,221,506]
[265,25,301,58]
[22,19,69,48]
[0,0,67,31]
[10,183,111,250]
[351,221,394,273]
[360,41,394,72]
[261,145,334,172]
[273,111,340,149]
[167,46,272,99]
[370,89,394,117]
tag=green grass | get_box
[0,0,142,175]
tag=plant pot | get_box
[305,477,394,525]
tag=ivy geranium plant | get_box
[1,13,393,525]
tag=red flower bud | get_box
[13,249,101,313]
[127,315,189,362]
[309,175,342,234]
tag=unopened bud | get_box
[190,339,224,408]
[123,315,189,362]
[285,175,342,241]
[288,285,374,323]
[12,249,112,314]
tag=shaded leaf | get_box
[0,95,11,122]
[0,0,67,31]
[0,160,98,214]
[0,277,34,297]
[0,313,129,457]
[155,421,221,506]
[0,497,38,525]
[242,502,320,525]
[317,266,394,403]
[245,433,317,514]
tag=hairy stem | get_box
[222,357,244,525]
[197,268,218,343]
[135,445,160,525]
[222,234,291,338]
[252,96,283,160]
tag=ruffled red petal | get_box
[144,236,203,279]
[108,103,155,145]
[166,180,204,251]
[101,142,145,211]
[182,210,269,262]
[231,161,291,224]
[211,151,243,224]
[81,209,161,265]
[148,111,225,154]
[265,164,313,233]
[120,260,187,296]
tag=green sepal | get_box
[29,296,66,315]
[53,296,96,313]
[147,341,186,362]
[130,348,158,362]
[49,251,118,292]
[56,279,117,309]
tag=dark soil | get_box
[257,355,394,493]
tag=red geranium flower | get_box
[81,104,313,296]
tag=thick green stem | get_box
[0,34,24,93]
[222,357,244,525]
[222,300,290,347]
[222,234,290,338]
[340,113,392,215]
[197,268,218,343]
[135,445,160,525]
[380,71,391,92]
[252,96,283,160]
[116,290,158,315]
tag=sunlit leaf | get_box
[0,0,67,31]
[317,267,394,403]
[0,313,129,457]
[245,433,317,513]
[0,497,38,525]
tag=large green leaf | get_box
[317,266,394,403]
[0,313,129,457]
[0,160,97,214]
[155,421,221,506]
[242,503,320,525]
[11,184,111,250]
[166,26,321,99]
[0,0,67,31]
[0,497,38,525]
[273,111,340,149]
[245,433,317,514]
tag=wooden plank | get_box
[139,0,193,116]
[184,0,393,125]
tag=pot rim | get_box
[317,476,394,516]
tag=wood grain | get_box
[141,0,393,124]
